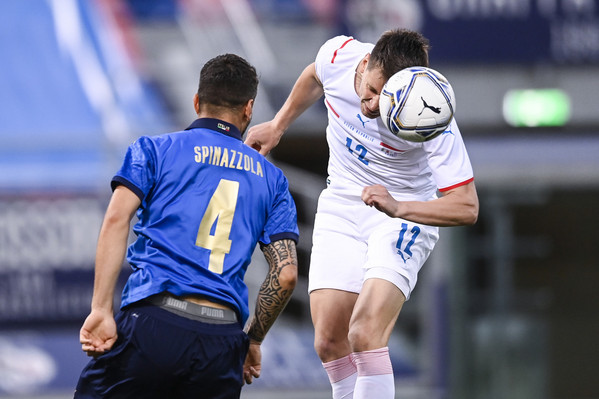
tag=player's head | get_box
[195,54,259,133]
[357,29,430,119]
[369,29,430,80]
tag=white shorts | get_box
[308,189,439,300]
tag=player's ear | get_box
[193,93,200,115]
[243,99,254,121]
[359,54,370,72]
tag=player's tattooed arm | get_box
[246,239,298,343]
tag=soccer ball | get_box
[379,66,456,142]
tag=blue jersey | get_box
[112,118,299,324]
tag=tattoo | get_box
[246,239,297,342]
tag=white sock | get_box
[352,347,394,399]
[323,354,357,399]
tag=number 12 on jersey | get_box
[195,179,239,274]
[396,222,420,263]
[345,137,369,165]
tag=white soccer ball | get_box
[379,66,456,142]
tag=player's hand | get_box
[244,121,284,156]
[362,184,400,218]
[79,309,118,357]
[243,341,262,385]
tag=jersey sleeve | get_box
[314,35,354,87]
[260,174,299,246]
[111,136,157,201]
[423,119,475,192]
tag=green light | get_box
[502,89,571,127]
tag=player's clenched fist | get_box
[362,184,401,218]
[244,120,284,156]
[80,309,118,357]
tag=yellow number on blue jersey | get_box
[195,179,239,274]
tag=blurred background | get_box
[1,0,598,398]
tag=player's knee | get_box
[347,328,367,351]
[314,334,347,362]
[314,335,335,360]
[347,322,377,352]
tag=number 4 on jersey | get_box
[195,179,239,274]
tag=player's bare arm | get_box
[244,63,323,155]
[362,180,479,227]
[80,186,140,357]
[243,238,298,383]
[247,239,298,340]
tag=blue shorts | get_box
[74,302,249,399]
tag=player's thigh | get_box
[310,288,358,361]
[364,218,439,300]
[348,278,406,351]
[310,288,358,337]
[309,191,367,294]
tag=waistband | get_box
[145,293,238,324]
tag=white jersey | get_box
[314,36,474,201]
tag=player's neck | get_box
[197,111,248,135]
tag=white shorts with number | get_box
[308,189,439,300]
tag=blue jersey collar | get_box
[186,118,242,141]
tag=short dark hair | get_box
[368,29,430,81]
[197,54,258,109]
